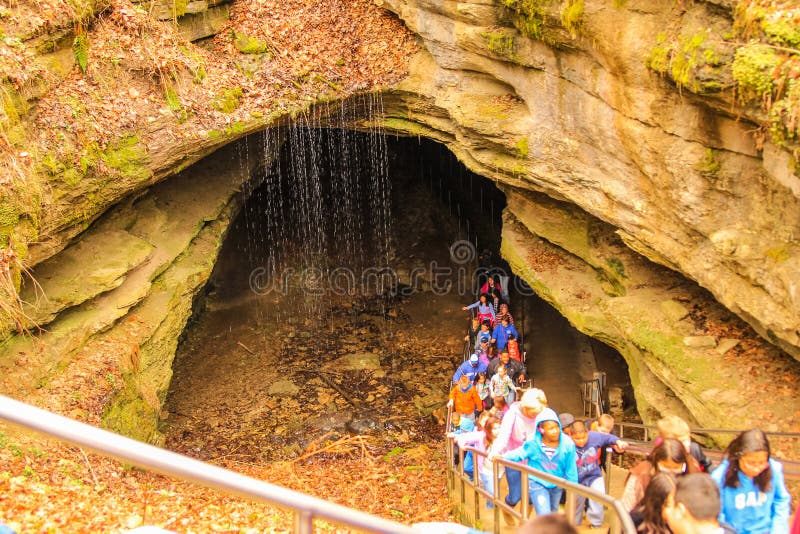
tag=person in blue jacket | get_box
[491,316,518,352]
[452,354,488,385]
[710,429,791,534]
[570,420,629,527]
[503,407,578,517]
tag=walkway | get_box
[516,294,595,415]
[453,464,630,533]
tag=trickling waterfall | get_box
[234,94,394,315]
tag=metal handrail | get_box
[613,421,800,440]
[446,437,636,534]
[0,395,418,534]
[608,439,800,478]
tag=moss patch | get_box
[647,30,730,94]
[696,148,721,178]
[732,43,781,101]
[560,0,583,38]
[101,135,150,181]
[212,87,243,113]
[481,29,518,61]
[501,0,550,42]
[232,30,269,55]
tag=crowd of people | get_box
[443,276,795,533]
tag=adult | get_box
[621,438,697,511]
[462,294,495,326]
[487,351,526,392]
[663,473,737,534]
[489,388,547,457]
[710,429,791,534]
[488,389,548,524]
[452,354,488,385]
[448,374,482,423]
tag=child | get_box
[489,364,517,406]
[474,372,491,411]
[630,472,676,533]
[570,420,629,527]
[503,407,578,517]
[490,396,509,420]
[711,429,791,534]
[449,411,475,435]
[496,302,514,325]
[588,413,615,434]
[476,320,493,348]
[448,412,476,473]
[464,316,481,348]
[621,438,696,511]
[478,417,502,509]
[462,294,496,326]
[447,374,483,423]
[491,316,519,352]
[507,334,522,362]
[656,414,712,472]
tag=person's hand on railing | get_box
[447,399,454,408]
[612,440,629,453]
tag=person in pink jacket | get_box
[490,388,548,457]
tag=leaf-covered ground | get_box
[0,291,465,532]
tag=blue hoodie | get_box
[575,431,621,486]
[711,458,791,534]
[504,407,578,489]
[452,359,488,384]
[491,323,519,351]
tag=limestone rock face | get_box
[0,139,268,443]
[500,188,800,437]
[377,0,800,361]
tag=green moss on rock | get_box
[101,135,150,181]
[232,30,269,55]
[646,31,732,95]
[732,42,780,101]
[481,30,518,61]
[560,0,583,38]
[212,87,243,113]
[501,0,550,41]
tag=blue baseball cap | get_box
[469,354,479,364]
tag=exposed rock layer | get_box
[1,0,799,441]
[376,0,800,360]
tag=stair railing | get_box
[446,437,636,534]
[0,394,418,534]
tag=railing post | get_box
[473,475,481,524]
[459,447,466,506]
[608,508,620,534]
[564,488,576,527]
[493,462,501,534]
[520,470,529,522]
[294,510,313,534]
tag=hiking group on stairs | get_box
[444,266,796,534]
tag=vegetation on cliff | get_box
[645,0,800,162]
[0,0,418,339]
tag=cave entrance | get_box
[164,127,636,461]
